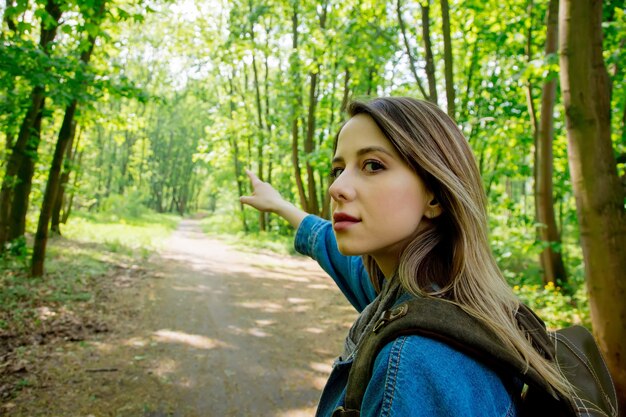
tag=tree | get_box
[559,0,626,410]
[525,0,567,285]
[439,0,455,118]
[31,0,107,277]
[0,0,63,250]
[396,0,429,100]
[421,1,438,104]
[50,127,80,234]
[289,1,308,212]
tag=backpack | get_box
[331,297,618,417]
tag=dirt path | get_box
[5,220,357,417]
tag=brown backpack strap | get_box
[338,297,558,415]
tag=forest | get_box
[1,0,625,412]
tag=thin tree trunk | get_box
[249,2,266,231]
[228,77,248,232]
[290,5,308,211]
[536,0,567,285]
[322,56,341,221]
[104,133,115,199]
[460,39,479,123]
[32,0,104,276]
[62,149,82,223]
[440,0,455,118]
[559,0,626,411]
[340,68,350,114]
[51,125,79,234]
[302,2,329,217]
[263,26,273,230]
[396,0,428,99]
[305,69,320,216]
[118,131,131,195]
[421,1,438,104]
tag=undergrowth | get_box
[0,209,180,336]
[200,210,296,255]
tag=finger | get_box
[245,169,261,185]
[239,195,252,205]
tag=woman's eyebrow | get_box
[332,146,394,164]
[356,146,394,158]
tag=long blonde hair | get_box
[346,97,572,398]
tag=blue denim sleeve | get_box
[294,215,377,312]
[361,336,518,417]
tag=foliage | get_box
[514,282,590,330]
[2,0,625,327]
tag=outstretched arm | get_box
[239,169,307,230]
[240,169,376,310]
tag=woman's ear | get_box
[426,197,443,219]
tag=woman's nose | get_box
[329,171,356,202]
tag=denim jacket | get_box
[295,215,519,417]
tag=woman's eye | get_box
[330,167,344,179]
[363,160,385,173]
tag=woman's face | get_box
[329,114,433,277]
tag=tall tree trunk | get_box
[9,102,44,240]
[526,0,567,285]
[302,2,330,218]
[32,0,104,276]
[247,0,266,230]
[440,0,456,118]
[290,5,308,211]
[525,0,539,218]
[0,0,62,249]
[340,68,350,114]
[263,26,273,230]
[305,69,320,216]
[559,0,626,411]
[228,77,248,232]
[104,134,115,199]
[31,101,76,276]
[249,15,266,231]
[322,56,341,221]
[51,125,80,234]
[536,0,567,285]
[396,0,428,99]
[0,86,45,250]
[460,39,479,123]
[421,1,438,104]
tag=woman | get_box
[240,97,571,416]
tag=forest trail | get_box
[6,220,357,417]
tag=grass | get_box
[63,211,180,254]
[200,210,298,256]
[0,209,181,335]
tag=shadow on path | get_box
[7,219,356,417]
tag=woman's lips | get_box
[333,213,361,231]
